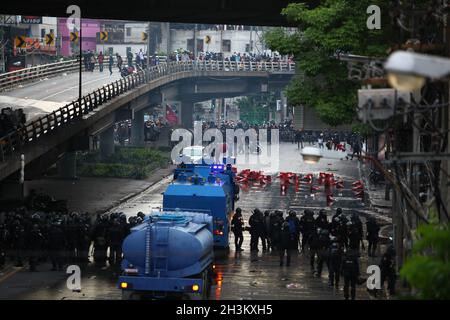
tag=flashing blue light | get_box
[211,164,224,172]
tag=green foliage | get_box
[77,147,170,180]
[264,0,391,126]
[400,223,450,299]
[235,94,276,124]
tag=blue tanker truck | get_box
[118,163,238,299]
[167,162,238,248]
[118,212,214,299]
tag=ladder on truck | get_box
[152,222,171,276]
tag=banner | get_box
[165,103,179,125]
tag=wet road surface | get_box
[0,143,383,300]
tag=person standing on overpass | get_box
[108,54,114,76]
[98,51,104,72]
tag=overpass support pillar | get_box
[181,100,194,129]
[100,126,115,158]
[131,109,145,146]
[57,152,77,179]
[0,173,28,202]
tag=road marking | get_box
[41,74,120,100]
[0,266,23,284]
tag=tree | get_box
[235,93,276,124]
[400,222,450,299]
[264,0,391,126]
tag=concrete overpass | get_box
[0,60,294,199]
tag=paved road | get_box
[0,143,385,300]
[0,69,122,121]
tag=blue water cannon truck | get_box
[118,212,214,300]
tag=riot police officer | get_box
[315,209,329,231]
[309,228,321,271]
[262,211,272,251]
[27,224,45,272]
[336,215,349,250]
[248,209,265,252]
[231,208,244,252]
[350,212,364,252]
[380,245,396,296]
[0,223,8,269]
[328,239,343,288]
[341,249,360,300]
[316,229,331,277]
[299,210,315,253]
[285,211,301,251]
[279,221,293,267]
[330,208,342,236]
[269,211,284,251]
[47,219,66,271]
[78,212,92,264]
[92,214,109,267]
[366,217,380,257]
[108,218,125,265]
[11,218,25,267]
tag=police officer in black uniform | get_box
[315,209,329,231]
[269,211,284,251]
[262,211,272,251]
[341,249,360,300]
[231,208,244,252]
[47,218,66,271]
[279,220,293,266]
[285,211,301,251]
[299,210,316,253]
[11,218,25,267]
[380,245,397,296]
[108,217,125,265]
[328,239,343,288]
[350,212,364,252]
[366,217,380,257]
[309,227,321,271]
[0,223,8,269]
[330,208,342,237]
[316,229,331,277]
[92,214,109,267]
[27,224,45,271]
[248,209,265,252]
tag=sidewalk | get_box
[27,165,176,215]
[358,161,393,240]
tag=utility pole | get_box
[147,21,150,69]
[193,24,198,58]
[249,26,253,53]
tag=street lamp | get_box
[384,51,450,91]
[300,146,323,164]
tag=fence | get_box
[0,60,295,163]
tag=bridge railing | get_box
[0,56,122,91]
[0,61,295,164]
[0,59,80,91]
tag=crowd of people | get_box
[0,188,395,300]
[0,107,26,138]
[294,130,363,152]
[79,48,291,79]
[113,119,167,145]
[0,191,149,272]
[231,207,396,300]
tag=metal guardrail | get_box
[0,57,125,91]
[0,59,82,91]
[0,60,295,164]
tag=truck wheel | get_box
[122,290,139,300]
